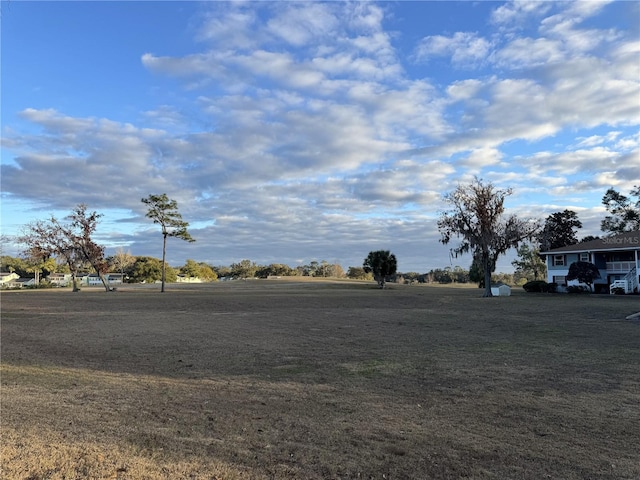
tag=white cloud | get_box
[446,79,484,101]
[493,37,565,68]
[196,7,259,49]
[491,0,552,26]
[575,131,621,148]
[458,147,503,170]
[142,105,188,130]
[141,51,232,89]
[2,1,637,271]
[520,148,621,177]
[266,3,338,47]
[19,108,94,133]
[539,7,621,54]
[414,32,492,67]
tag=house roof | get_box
[541,230,640,254]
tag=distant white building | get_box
[86,273,125,286]
[1,273,36,288]
[48,273,73,286]
[176,275,203,283]
[0,272,20,287]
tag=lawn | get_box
[1,281,639,479]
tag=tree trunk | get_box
[72,272,80,292]
[483,256,493,297]
[85,258,111,292]
[99,274,110,292]
[161,233,167,293]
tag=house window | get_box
[580,253,590,262]
[553,255,566,266]
[553,276,567,286]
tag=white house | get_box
[12,278,37,288]
[86,273,125,286]
[48,273,73,286]
[0,272,20,287]
[541,231,639,294]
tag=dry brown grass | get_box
[1,281,639,479]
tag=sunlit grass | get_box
[2,282,639,479]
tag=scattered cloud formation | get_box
[1,1,638,272]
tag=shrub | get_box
[523,280,550,293]
[566,285,589,294]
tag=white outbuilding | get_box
[490,283,511,296]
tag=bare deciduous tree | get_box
[110,247,136,279]
[19,219,80,291]
[18,205,110,291]
[65,205,110,291]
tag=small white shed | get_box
[491,284,511,296]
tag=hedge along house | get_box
[541,231,640,294]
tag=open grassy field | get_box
[2,280,639,479]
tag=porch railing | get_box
[606,261,637,272]
[610,266,638,294]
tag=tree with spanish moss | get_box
[438,178,539,297]
[141,194,195,292]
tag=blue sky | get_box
[1,1,639,273]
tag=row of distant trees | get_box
[4,182,638,294]
[0,251,522,287]
[0,253,355,285]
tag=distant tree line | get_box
[3,184,637,292]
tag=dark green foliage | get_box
[523,280,550,293]
[347,266,371,280]
[566,285,589,294]
[580,235,601,243]
[512,243,546,281]
[601,186,640,234]
[129,256,177,284]
[142,194,194,292]
[1,255,31,278]
[230,259,258,279]
[363,250,397,288]
[538,210,582,251]
[567,261,600,292]
[256,264,294,278]
[469,251,485,288]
